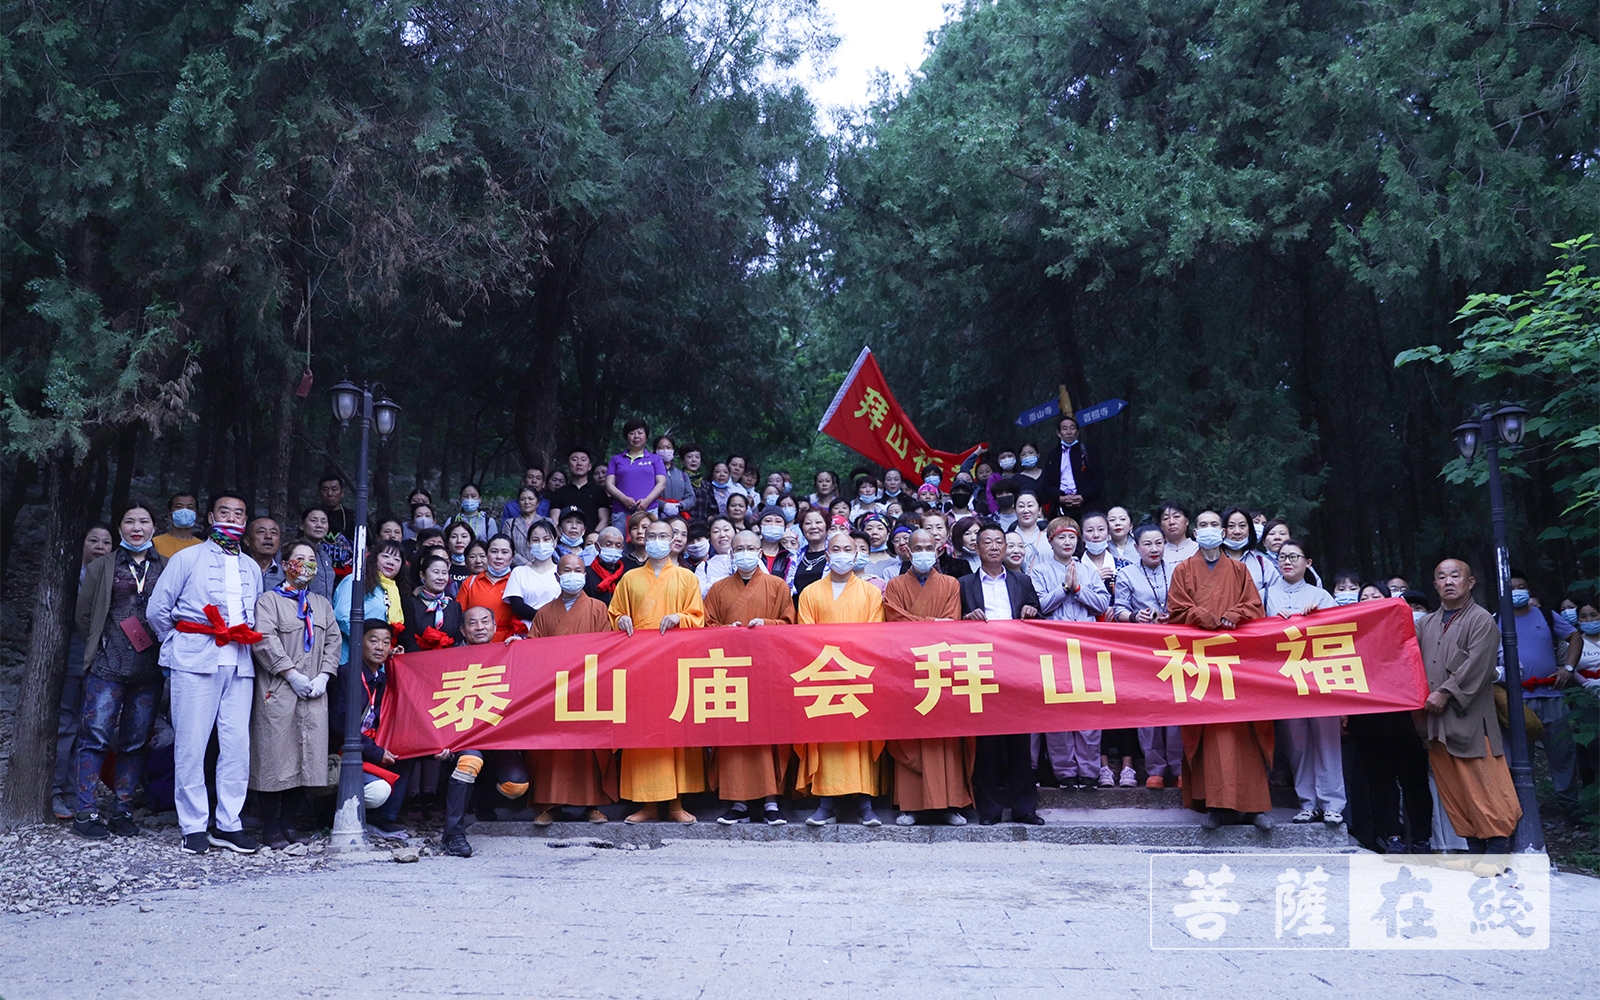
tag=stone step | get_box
[1033,785,1303,810]
[466,804,1352,850]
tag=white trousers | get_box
[171,668,253,835]
[1282,716,1346,814]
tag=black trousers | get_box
[1351,716,1432,843]
[975,733,1037,821]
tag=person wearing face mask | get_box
[1501,570,1580,821]
[680,523,713,572]
[653,436,695,519]
[856,512,898,580]
[1077,511,1128,600]
[948,482,979,522]
[147,491,265,855]
[249,541,341,850]
[610,519,707,822]
[455,535,519,643]
[882,529,973,826]
[1168,509,1273,832]
[522,553,620,833]
[984,451,1017,514]
[849,474,886,521]
[1566,600,1600,686]
[795,531,888,827]
[754,506,795,581]
[1030,517,1114,790]
[989,481,1019,532]
[704,530,797,826]
[447,482,497,543]
[1013,443,1043,488]
[402,554,463,650]
[1219,507,1280,599]
[70,504,168,840]
[1260,540,1345,827]
[152,492,203,559]
[881,468,905,502]
[554,507,592,560]
[505,520,562,625]
[1039,415,1104,516]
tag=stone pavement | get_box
[1,839,1594,999]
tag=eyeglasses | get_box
[1278,553,1306,563]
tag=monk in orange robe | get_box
[704,530,797,826]
[794,531,886,826]
[1167,510,1274,831]
[609,519,707,823]
[883,529,974,825]
[528,553,619,825]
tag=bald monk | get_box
[705,530,797,826]
[1417,558,1521,854]
[883,529,974,826]
[1168,510,1274,831]
[609,518,707,823]
[528,553,619,826]
[794,531,887,826]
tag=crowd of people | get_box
[54,414,1598,859]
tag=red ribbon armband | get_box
[174,604,264,646]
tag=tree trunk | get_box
[110,425,138,518]
[269,363,296,524]
[0,454,84,827]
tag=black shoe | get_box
[107,813,141,838]
[72,813,110,840]
[1381,835,1405,855]
[1408,840,1433,855]
[181,831,210,854]
[1200,809,1223,831]
[717,806,752,825]
[1251,812,1275,832]
[442,833,473,857]
[208,828,262,854]
[1012,813,1046,826]
[978,816,999,826]
[367,816,409,838]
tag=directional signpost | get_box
[1014,394,1128,428]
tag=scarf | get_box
[211,523,245,555]
[273,583,315,652]
[377,574,405,627]
[419,589,452,625]
[590,557,625,594]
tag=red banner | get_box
[817,346,984,481]
[375,601,1426,757]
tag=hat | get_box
[758,505,787,523]
[557,506,586,523]
[890,524,914,538]
[857,511,888,530]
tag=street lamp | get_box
[1452,401,1542,853]
[327,379,400,852]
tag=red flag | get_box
[817,346,983,481]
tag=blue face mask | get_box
[828,553,857,576]
[461,497,481,514]
[1510,588,1530,608]
[170,508,197,528]
[910,551,938,574]
[1560,607,1579,625]
[854,551,871,571]
[780,506,796,523]
[1019,454,1038,469]
[1334,591,1359,606]
[761,524,785,542]
[1222,536,1250,551]
[599,546,625,564]
[1580,621,1600,635]
[860,492,879,505]
[644,538,672,561]
[1195,527,1224,549]
[120,538,153,553]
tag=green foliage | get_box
[1397,235,1600,545]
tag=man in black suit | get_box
[959,523,1045,825]
[1037,414,1104,516]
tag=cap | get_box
[556,506,587,523]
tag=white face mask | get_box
[761,524,785,542]
[1334,590,1359,606]
[731,550,761,574]
[645,538,672,561]
[829,553,857,576]
[559,572,587,595]
[1084,538,1109,555]
[1222,535,1250,550]
[686,539,710,559]
[998,457,1016,471]
[529,542,555,562]
[1194,527,1224,549]
[657,448,674,463]
[910,551,938,574]
[599,546,625,564]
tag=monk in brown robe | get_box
[883,529,974,825]
[1417,558,1521,853]
[528,553,619,825]
[1167,510,1275,831]
[704,530,797,826]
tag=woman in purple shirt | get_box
[605,418,667,530]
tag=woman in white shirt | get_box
[504,520,560,624]
[1221,506,1280,598]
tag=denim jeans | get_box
[75,673,160,815]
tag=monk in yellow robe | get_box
[529,554,619,825]
[704,530,797,826]
[1167,510,1274,831]
[794,531,886,826]
[609,519,707,823]
[882,529,974,825]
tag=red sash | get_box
[173,604,264,646]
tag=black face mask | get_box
[995,495,1016,512]
[952,492,973,508]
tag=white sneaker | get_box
[1291,808,1319,824]
[1118,766,1137,788]
[1097,765,1115,788]
[1322,810,1344,825]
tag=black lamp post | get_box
[327,379,401,852]
[1451,402,1542,853]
